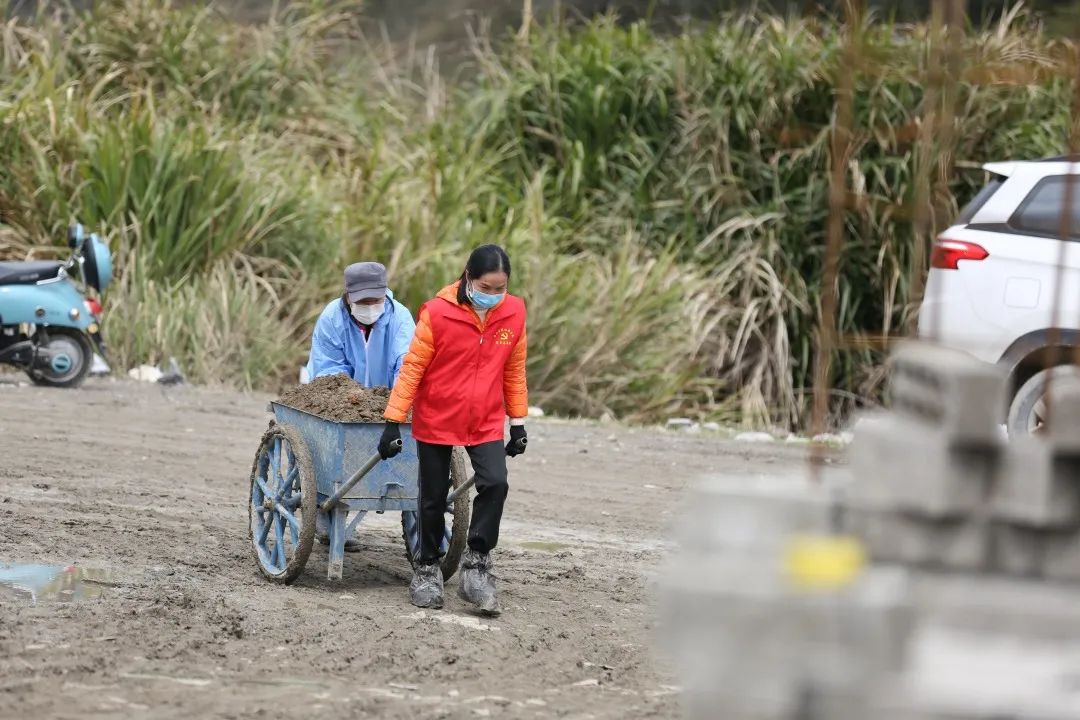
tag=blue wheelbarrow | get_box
[248,402,471,584]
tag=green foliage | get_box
[0,1,1074,426]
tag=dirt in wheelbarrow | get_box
[0,377,837,719]
[276,373,396,423]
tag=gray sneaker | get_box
[410,562,444,609]
[458,549,500,616]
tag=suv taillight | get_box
[931,239,989,270]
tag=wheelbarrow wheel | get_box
[249,423,317,584]
[401,446,471,580]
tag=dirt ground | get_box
[0,378,821,719]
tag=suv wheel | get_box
[1007,365,1080,436]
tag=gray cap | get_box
[344,262,388,302]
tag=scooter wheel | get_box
[27,328,93,388]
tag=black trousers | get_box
[416,439,508,563]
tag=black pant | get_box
[416,439,508,563]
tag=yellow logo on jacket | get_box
[494,328,515,346]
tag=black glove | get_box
[378,422,402,460]
[506,425,527,457]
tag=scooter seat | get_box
[0,261,64,286]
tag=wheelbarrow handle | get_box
[319,439,403,513]
[446,438,527,505]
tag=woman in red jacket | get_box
[378,245,528,614]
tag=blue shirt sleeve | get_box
[308,306,354,379]
[390,301,417,387]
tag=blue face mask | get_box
[468,283,504,310]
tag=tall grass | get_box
[0,1,1074,427]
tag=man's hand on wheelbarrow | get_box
[378,422,403,459]
[506,425,527,457]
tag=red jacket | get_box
[385,282,528,446]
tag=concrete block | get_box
[1041,529,1080,583]
[851,507,991,571]
[1046,370,1080,455]
[889,342,1007,450]
[994,436,1080,528]
[990,522,1045,578]
[660,559,913,720]
[849,412,993,518]
[848,411,901,508]
[672,475,834,557]
[904,623,1080,720]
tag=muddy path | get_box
[0,378,819,719]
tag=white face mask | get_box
[351,301,385,325]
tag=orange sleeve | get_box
[503,325,528,418]
[385,308,435,422]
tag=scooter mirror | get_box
[67,224,84,249]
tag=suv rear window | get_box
[1011,176,1080,237]
[955,179,1002,225]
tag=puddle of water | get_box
[520,541,572,553]
[0,564,111,604]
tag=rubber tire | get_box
[27,328,93,388]
[402,446,471,580]
[1007,365,1080,437]
[249,423,317,584]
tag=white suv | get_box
[919,157,1080,435]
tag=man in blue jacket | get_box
[306,262,415,388]
[305,261,416,551]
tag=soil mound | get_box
[276,374,391,423]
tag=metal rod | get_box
[446,438,527,504]
[446,474,478,505]
[318,439,401,513]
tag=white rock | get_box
[702,422,721,432]
[734,431,774,443]
[127,365,163,383]
[527,406,545,418]
[400,610,498,632]
[570,678,600,688]
[811,432,852,446]
[666,418,694,429]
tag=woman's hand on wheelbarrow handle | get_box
[378,422,403,460]
[506,425,527,457]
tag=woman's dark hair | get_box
[457,244,511,304]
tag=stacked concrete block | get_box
[854,508,990,572]
[658,477,916,720]
[850,343,1080,582]
[659,347,1080,720]
[987,377,1080,582]
[847,343,1005,573]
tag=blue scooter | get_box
[0,224,113,387]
